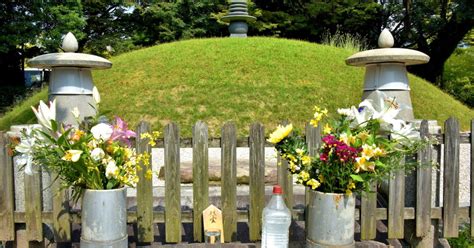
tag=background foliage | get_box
[0,0,472,109]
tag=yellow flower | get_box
[288,161,297,172]
[339,133,356,145]
[357,131,370,142]
[310,106,328,127]
[61,150,83,162]
[297,171,310,183]
[318,174,325,183]
[361,144,381,159]
[295,148,305,156]
[323,123,332,134]
[373,147,385,157]
[306,179,321,190]
[267,124,293,144]
[301,155,311,165]
[71,129,85,142]
[145,169,153,180]
[355,156,375,172]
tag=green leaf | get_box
[350,174,364,182]
[51,120,58,132]
[375,160,386,168]
[106,181,114,189]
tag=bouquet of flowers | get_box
[268,92,430,194]
[13,87,158,200]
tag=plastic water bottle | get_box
[261,185,291,248]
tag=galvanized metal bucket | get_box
[306,190,355,248]
[80,187,128,248]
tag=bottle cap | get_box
[273,185,283,194]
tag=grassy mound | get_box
[1,37,473,136]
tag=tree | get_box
[0,2,85,110]
[383,0,474,86]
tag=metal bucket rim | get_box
[83,187,127,193]
[311,190,355,197]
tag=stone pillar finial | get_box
[378,29,394,48]
[62,32,79,53]
[221,0,256,38]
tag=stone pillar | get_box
[346,29,441,246]
[28,32,112,125]
[222,0,256,38]
[346,29,430,120]
[22,32,112,245]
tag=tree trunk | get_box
[408,13,473,86]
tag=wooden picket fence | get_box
[0,118,472,245]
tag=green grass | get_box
[443,47,474,107]
[1,37,473,136]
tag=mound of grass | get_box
[1,37,473,136]
[443,47,474,107]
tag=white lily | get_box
[62,150,83,162]
[337,108,354,118]
[91,123,113,141]
[105,159,118,179]
[357,91,405,131]
[391,123,420,145]
[90,148,105,161]
[15,126,41,175]
[349,105,372,127]
[31,100,56,131]
[92,86,101,104]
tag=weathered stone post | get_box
[8,32,112,245]
[346,29,430,120]
[28,32,112,124]
[346,29,442,247]
[222,0,256,38]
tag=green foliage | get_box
[448,223,474,247]
[443,47,474,107]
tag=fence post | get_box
[443,117,460,237]
[0,132,15,241]
[249,122,265,241]
[136,121,154,243]
[388,161,405,238]
[192,121,209,242]
[25,168,43,242]
[277,121,293,210]
[164,122,181,243]
[51,174,71,243]
[221,122,237,242]
[416,120,432,237]
[305,123,321,236]
[470,120,474,237]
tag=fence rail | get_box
[0,118,472,245]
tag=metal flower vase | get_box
[306,190,355,248]
[80,187,128,248]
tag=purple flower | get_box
[110,116,136,146]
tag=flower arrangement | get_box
[268,92,430,195]
[13,87,159,200]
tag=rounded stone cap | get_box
[345,48,430,66]
[28,52,112,69]
[222,15,256,22]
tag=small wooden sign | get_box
[202,204,224,243]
